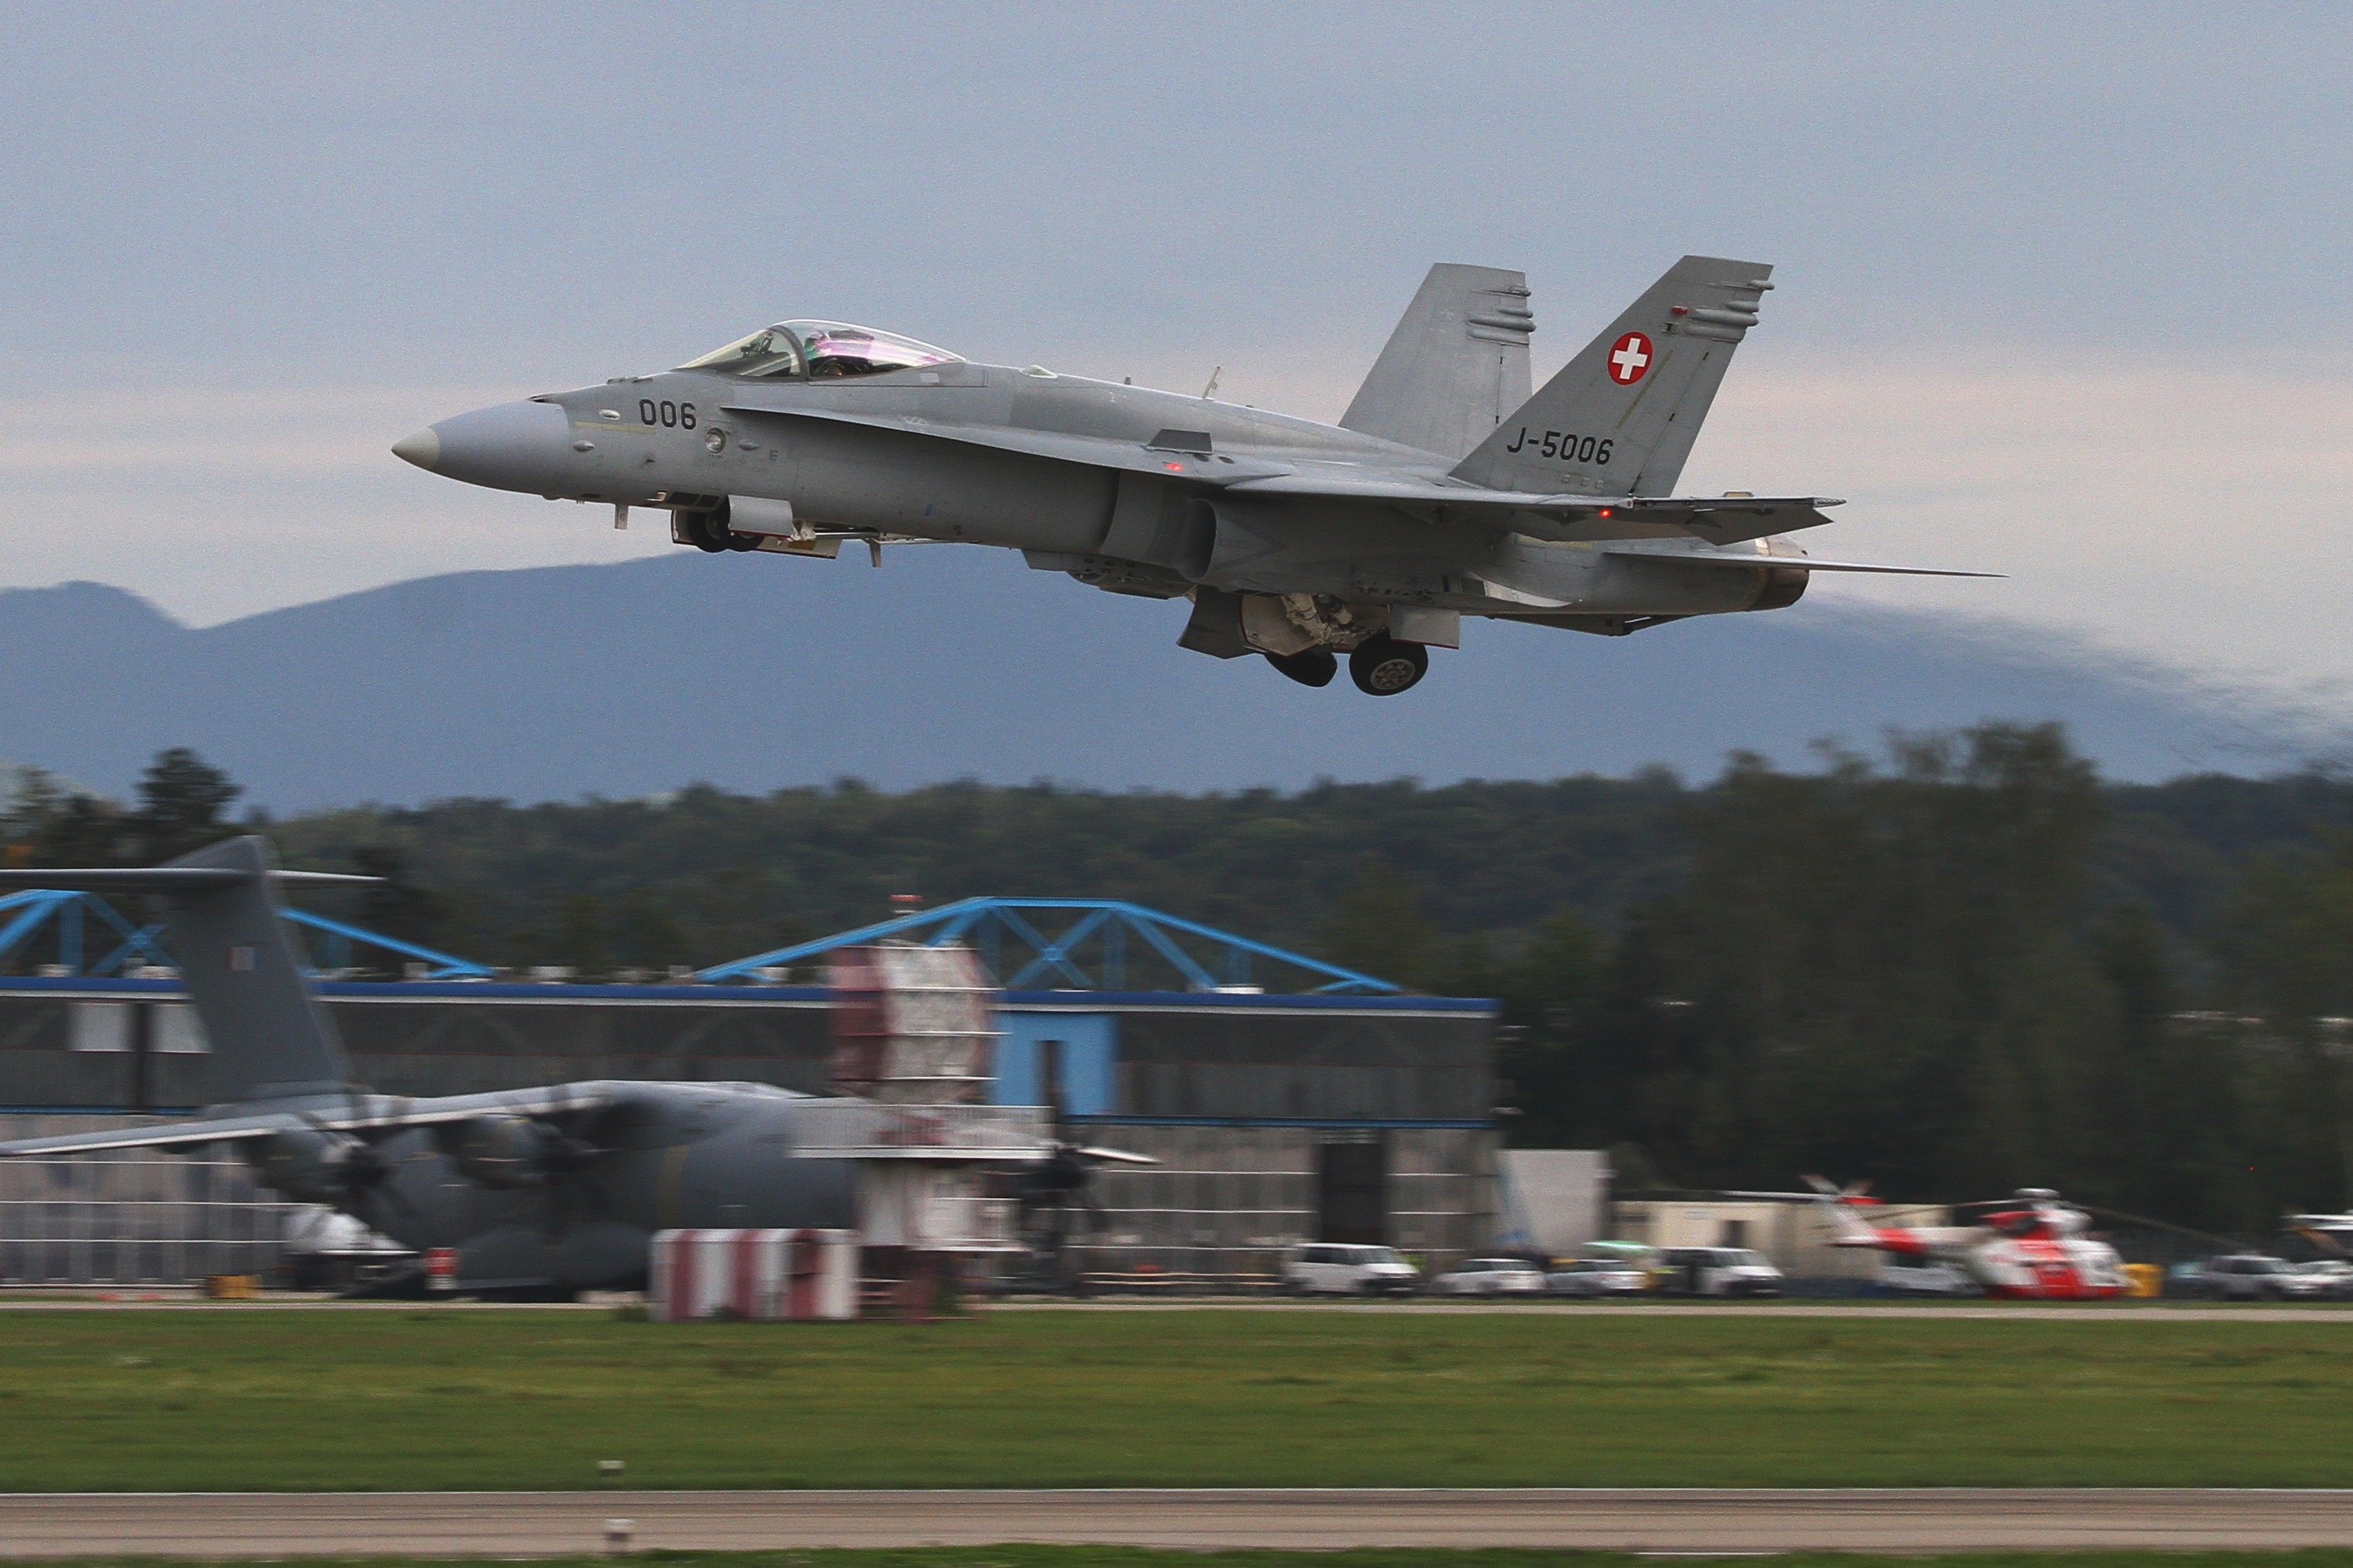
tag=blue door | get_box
[991,1012,1118,1117]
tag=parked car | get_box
[1656,1246,1786,1298]
[2291,1259,2353,1300]
[1430,1257,1549,1296]
[1879,1253,1980,1297]
[1281,1243,1420,1296]
[1544,1258,1651,1298]
[2199,1253,2325,1300]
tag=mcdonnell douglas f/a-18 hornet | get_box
[396,258,1990,695]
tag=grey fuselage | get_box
[415,363,1796,627]
[269,1079,857,1292]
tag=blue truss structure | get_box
[0,888,492,981]
[696,896,1400,995]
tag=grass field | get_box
[1,1308,2348,1491]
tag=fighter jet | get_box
[396,258,1989,696]
[0,839,1093,1295]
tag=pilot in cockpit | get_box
[678,320,960,381]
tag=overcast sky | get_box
[3,3,2348,708]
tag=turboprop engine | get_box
[253,1125,390,1208]
[435,1112,563,1190]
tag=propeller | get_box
[292,1087,423,1220]
[536,1125,613,1240]
[1011,1074,1155,1294]
[528,1093,639,1240]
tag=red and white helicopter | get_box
[1801,1177,2130,1300]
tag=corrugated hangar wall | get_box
[0,980,1497,1285]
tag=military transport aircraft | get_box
[395,258,1991,695]
[0,838,1088,1296]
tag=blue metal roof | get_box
[0,973,1489,1010]
[697,895,1401,995]
[0,888,490,980]
[0,886,1411,998]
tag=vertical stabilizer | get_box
[1452,255,1772,496]
[0,837,365,1104]
[1340,264,1532,459]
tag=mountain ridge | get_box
[0,550,2338,811]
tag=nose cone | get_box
[390,428,440,470]
[395,399,572,493]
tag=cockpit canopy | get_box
[676,320,962,380]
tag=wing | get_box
[728,402,1861,550]
[0,1085,621,1159]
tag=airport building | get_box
[0,897,1498,1287]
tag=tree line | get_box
[6,728,2351,1229]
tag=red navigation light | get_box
[1597,507,1614,520]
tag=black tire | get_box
[1265,648,1339,687]
[1348,635,1428,696]
[678,507,731,553]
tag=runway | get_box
[6,1488,2353,1556]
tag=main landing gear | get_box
[1261,635,1429,696]
[1347,635,1428,696]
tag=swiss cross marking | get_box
[1608,331,1653,385]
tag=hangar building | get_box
[0,897,1497,1287]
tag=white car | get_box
[2201,1253,2325,1300]
[1657,1246,1786,1298]
[2292,1259,2353,1300]
[1431,1257,1549,1295]
[1544,1258,1651,1298]
[1281,1243,1420,1296]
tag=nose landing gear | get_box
[675,503,758,553]
[1347,635,1428,696]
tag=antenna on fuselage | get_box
[1200,366,1222,400]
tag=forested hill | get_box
[12,732,2353,1225]
[8,734,2349,976]
[251,751,2353,972]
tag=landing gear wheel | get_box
[1265,648,1339,687]
[1348,635,1428,696]
[681,505,760,553]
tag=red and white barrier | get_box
[649,1228,857,1321]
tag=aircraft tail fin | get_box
[1340,263,1533,459]
[1452,255,1772,496]
[0,838,371,1105]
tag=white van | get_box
[1656,1246,1785,1297]
[1281,1243,1421,1296]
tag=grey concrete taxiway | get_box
[5,1488,2353,1557]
